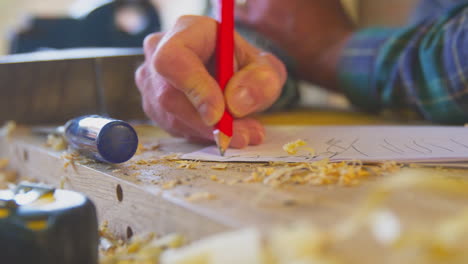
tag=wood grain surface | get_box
[1,121,467,259]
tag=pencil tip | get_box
[218,147,226,156]
[213,130,231,157]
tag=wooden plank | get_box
[0,48,145,124]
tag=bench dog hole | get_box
[116,184,123,202]
[126,226,133,239]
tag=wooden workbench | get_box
[1,111,467,262]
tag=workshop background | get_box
[0,0,418,55]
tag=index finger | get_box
[152,16,225,126]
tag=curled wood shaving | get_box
[283,139,307,155]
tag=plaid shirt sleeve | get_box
[339,3,468,124]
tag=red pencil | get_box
[214,0,234,156]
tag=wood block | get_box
[0,48,146,124]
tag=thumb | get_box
[225,52,287,118]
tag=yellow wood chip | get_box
[162,180,181,190]
[283,139,307,155]
[177,161,198,169]
[0,158,9,170]
[210,175,219,181]
[45,134,67,151]
[211,164,228,170]
[185,192,216,202]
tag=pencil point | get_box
[213,129,231,156]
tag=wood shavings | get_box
[210,175,218,181]
[282,139,315,155]
[61,151,81,169]
[0,158,9,170]
[176,161,199,169]
[211,164,228,170]
[162,180,181,190]
[45,134,67,151]
[185,192,216,202]
[245,159,399,188]
[209,175,225,184]
[135,142,160,155]
[99,220,185,264]
[130,172,141,177]
[161,153,182,161]
[0,121,16,139]
[134,159,152,165]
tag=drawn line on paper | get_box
[404,144,425,154]
[451,138,468,149]
[380,144,403,155]
[423,141,454,152]
[384,139,405,153]
[326,138,348,152]
[325,138,366,159]
[352,145,369,157]
[413,140,432,154]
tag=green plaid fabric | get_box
[340,2,468,124]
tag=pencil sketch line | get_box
[413,140,432,154]
[424,141,454,152]
[384,138,405,153]
[352,145,369,157]
[404,144,425,154]
[326,138,348,152]
[451,138,468,149]
[380,144,403,154]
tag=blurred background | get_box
[0,0,420,116]
[0,0,419,55]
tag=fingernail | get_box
[231,87,255,117]
[199,103,221,126]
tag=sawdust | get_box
[244,160,401,187]
[135,142,160,155]
[185,192,216,202]
[176,161,199,169]
[211,164,228,170]
[0,157,17,189]
[45,134,67,151]
[0,158,9,170]
[162,180,181,190]
[0,121,16,139]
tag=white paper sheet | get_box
[181,126,468,164]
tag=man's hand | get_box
[135,15,287,148]
[235,0,354,91]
